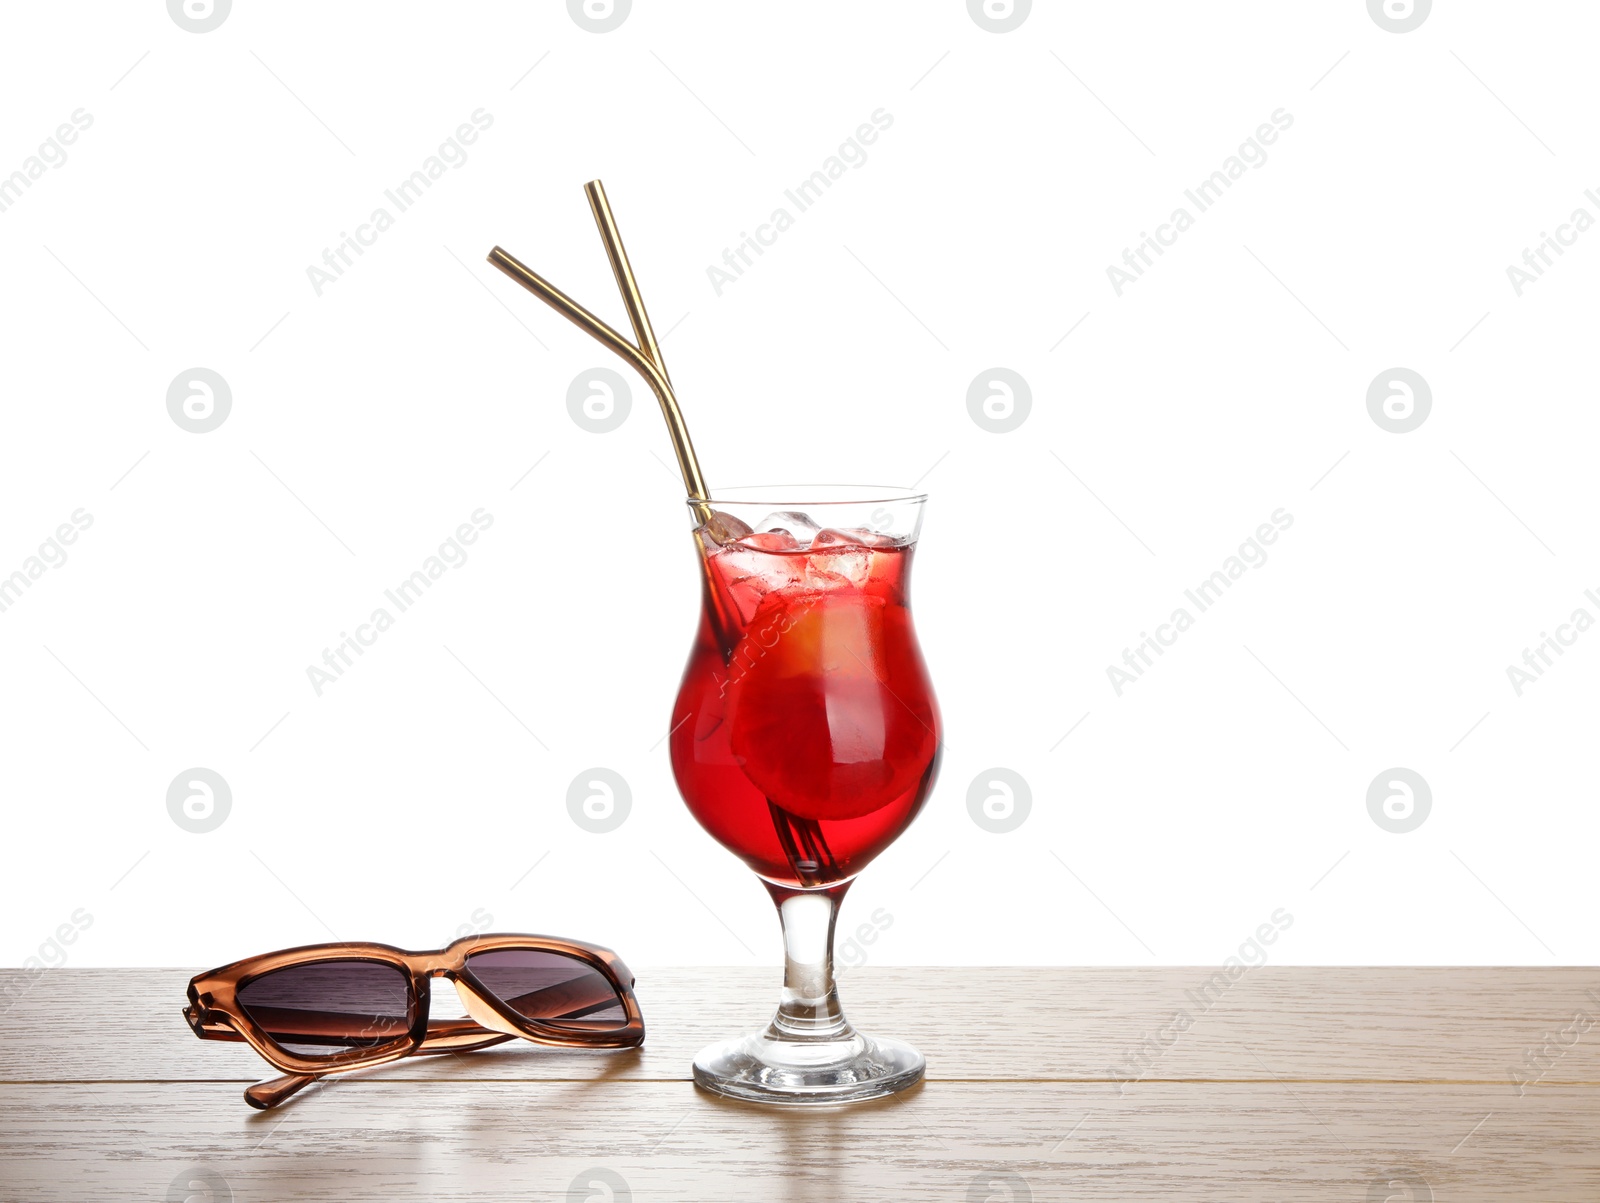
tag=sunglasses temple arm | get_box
[244,1072,319,1110]
[242,1030,516,1109]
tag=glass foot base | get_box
[692,1028,924,1105]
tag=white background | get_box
[2,0,1595,971]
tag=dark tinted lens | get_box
[465,948,627,1031]
[236,960,412,1059]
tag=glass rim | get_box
[686,484,929,508]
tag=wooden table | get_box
[3,967,1598,1200]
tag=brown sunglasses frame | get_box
[184,933,644,1108]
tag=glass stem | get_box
[763,881,854,1042]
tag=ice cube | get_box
[754,510,821,546]
[811,527,867,547]
[698,509,754,549]
[801,562,855,591]
[806,529,873,588]
[714,535,806,623]
[815,527,902,548]
[736,531,800,552]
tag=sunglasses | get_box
[183,933,644,1109]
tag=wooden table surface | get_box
[3,966,1598,1201]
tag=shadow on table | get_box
[238,1043,646,1119]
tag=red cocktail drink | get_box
[671,525,941,887]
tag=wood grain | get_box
[2,1081,1597,1201]
[5,967,1599,1084]
[3,968,1599,1199]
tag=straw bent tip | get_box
[485,183,711,523]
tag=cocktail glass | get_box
[669,486,942,1104]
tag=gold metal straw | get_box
[487,181,711,524]
[583,180,671,386]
